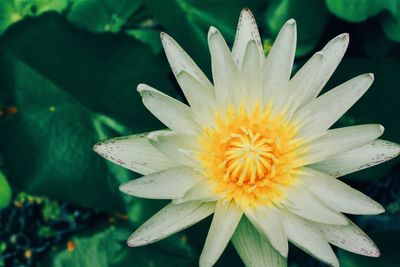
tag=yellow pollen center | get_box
[198,104,304,209]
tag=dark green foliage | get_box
[0,170,11,209]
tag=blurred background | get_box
[0,0,399,266]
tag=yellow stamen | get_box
[198,103,305,209]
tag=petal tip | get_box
[378,124,385,134]
[373,248,381,257]
[172,198,184,204]
[160,31,174,45]
[240,7,255,20]
[314,51,324,59]
[127,234,147,247]
[286,18,296,25]
[340,33,349,40]
[119,183,130,194]
[208,26,218,35]
[376,203,385,214]
[92,141,108,156]
[92,142,102,154]
[160,31,168,43]
[137,83,147,93]
[337,215,350,225]
[127,239,138,247]
[366,73,374,80]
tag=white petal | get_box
[208,26,240,109]
[148,130,198,167]
[147,130,199,150]
[300,124,384,164]
[138,84,200,132]
[93,134,177,175]
[300,168,384,215]
[128,201,215,247]
[280,212,339,267]
[232,8,264,67]
[280,186,347,225]
[119,166,204,200]
[200,201,243,267]
[318,219,380,257]
[176,71,216,126]
[283,52,324,119]
[245,206,288,257]
[294,73,374,137]
[232,217,288,267]
[160,32,214,92]
[311,139,400,177]
[241,40,262,111]
[175,179,221,204]
[263,19,296,104]
[300,33,349,106]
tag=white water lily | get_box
[94,8,400,267]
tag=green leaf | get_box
[67,0,143,32]
[29,0,69,15]
[381,9,400,42]
[0,14,176,211]
[0,55,125,212]
[325,0,398,22]
[144,0,260,73]
[126,28,162,54]
[0,1,19,34]
[0,170,12,209]
[39,226,197,267]
[0,0,69,34]
[264,0,331,57]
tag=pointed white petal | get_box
[208,26,240,109]
[241,40,262,110]
[300,33,349,106]
[280,186,347,225]
[200,201,243,267]
[232,217,288,267]
[119,166,204,200]
[138,84,200,132]
[232,8,264,67]
[175,179,221,204]
[300,168,384,215]
[160,32,214,91]
[128,201,215,247]
[300,124,384,164]
[263,19,296,103]
[294,73,374,137]
[284,52,324,118]
[176,71,215,126]
[318,219,380,257]
[147,130,197,167]
[93,134,177,175]
[245,206,288,257]
[280,212,339,267]
[311,139,400,177]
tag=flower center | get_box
[221,127,276,186]
[198,104,303,209]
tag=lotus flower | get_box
[94,8,400,267]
